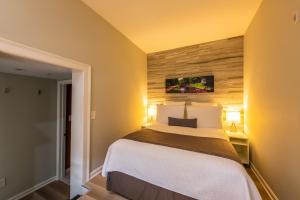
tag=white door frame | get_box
[57,80,72,184]
[0,37,91,198]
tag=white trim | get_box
[250,162,279,200]
[0,36,91,198]
[7,176,57,200]
[0,37,89,71]
[84,67,91,183]
[71,70,91,196]
[89,165,103,180]
[56,83,61,179]
[59,80,72,85]
[60,176,70,186]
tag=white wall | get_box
[0,73,57,200]
[244,0,300,199]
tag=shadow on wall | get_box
[0,72,57,200]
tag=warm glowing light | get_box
[148,105,156,117]
[226,111,241,122]
[143,98,148,107]
[143,97,148,124]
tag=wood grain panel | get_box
[147,36,244,108]
[21,181,69,200]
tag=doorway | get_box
[65,84,72,177]
[58,81,73,184]
[0,37,91,198]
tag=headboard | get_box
[147,36,244,108]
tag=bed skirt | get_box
[107,171,195,200]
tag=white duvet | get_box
[102,123,261,200]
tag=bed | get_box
[102,104,262,200]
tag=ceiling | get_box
[0,52,72,80]
[81,0,262,53]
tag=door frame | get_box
[0,37,91,197]
[57,80,72,184]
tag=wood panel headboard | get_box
[147,36,244,109]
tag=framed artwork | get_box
[166,75,214,93]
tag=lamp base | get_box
[229,122,238,132]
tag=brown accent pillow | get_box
[168,117,197,128]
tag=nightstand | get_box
[226,131,249,165]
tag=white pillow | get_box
[187,105,222,128]
[164,101,186,106]
[156,105,185,124]
[191,102,219,107]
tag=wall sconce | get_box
[3,87,11,94]
[38,89,43,95]
[226,111,241,132]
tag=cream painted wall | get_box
[244,0,300,199]
[0,73,57,200]
[0,0,147,172]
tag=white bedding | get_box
[102,124,261,200]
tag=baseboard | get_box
[250,162,279,200]
[89,165,103,180]
[7,176,57,200]
[60,176,70,185]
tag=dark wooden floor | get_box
[21,181,69,200]
[246,167,272,200]
[22,168,271,200]
[83,167,272,200]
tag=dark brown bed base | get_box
[107,171,196,200]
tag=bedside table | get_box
[226,131,249,165]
